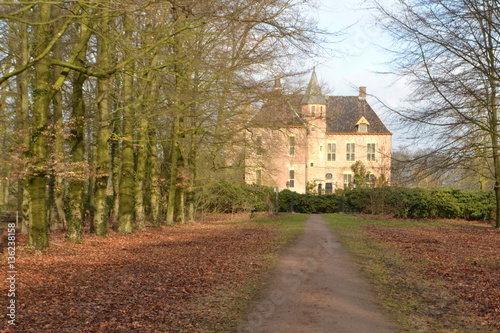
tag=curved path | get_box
[237,214,396,333]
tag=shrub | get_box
[278,190,338,213]
[342,187,495,220]
[195,180,276,213]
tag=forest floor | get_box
[365,220,500,331]
[0,213,306,332]
[1,213,499,332]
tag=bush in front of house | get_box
[342,187,495,220]
[278,190,338,213]
[195,180,276,213]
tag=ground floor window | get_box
[288,169,295,188]
[325,182,333,194]
[366,173,376,187]
[343,173,352,188]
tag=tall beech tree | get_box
[28,2,53,249]
[0,0,328,247]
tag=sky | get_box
[310,0,410,149]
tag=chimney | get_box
[359,86,366,100]
[274,76,283,91]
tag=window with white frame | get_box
[289,169,295,188]
[343,173,352,188]
[356,116,370,133]
[366,173,376,187]
[367,143,375,161]
[358,123,368,132]
[327,142,336,161]
[346,143,355,161]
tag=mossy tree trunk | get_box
[28,3,52,249]
[50,37,67,231]
[15,19,30,234]
[117,13,135,233]
[66,69,86,243]
[134,116,147,230]
[148,130,161,226]
[166,115,181,226]
[66,19,91,243]
[93,4,112,237]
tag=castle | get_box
[244,70,392,193]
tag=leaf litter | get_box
[366,222,500,331]
[0,216,275,332]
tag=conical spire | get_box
[300,69,327,105]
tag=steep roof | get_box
[249,73,391,134]
[300,69,327,105]
[248,91,306,128]
[326,96,391,134]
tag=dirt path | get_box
[237,214,396,333]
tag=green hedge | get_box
[196,183,495,220]
[278,190,338,214]
[342,187,495,220]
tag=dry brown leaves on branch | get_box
[366,223,500,330]
[0,217,276,332]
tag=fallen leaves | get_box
[0,216,275,332]
[366,223,500,330]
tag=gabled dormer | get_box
[301,69,327,118]
[356,116,370,133]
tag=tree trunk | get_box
[176,187,185,224]
[18,20,30,235]
[117,13,135,233]
[148,132,161,226]
[111,122,121,227]
[134,116,147,230]
[28,3,52,249]
[66,70,86,243]
[93,7,111,237]
[51,76,66,231]
[166,115,181,226]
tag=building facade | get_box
[245,70,392,193]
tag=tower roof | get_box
[300,69,327,105]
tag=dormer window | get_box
[356,116,370,133]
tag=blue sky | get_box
[310,0,410,149]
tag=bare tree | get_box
[375,0,500,227]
